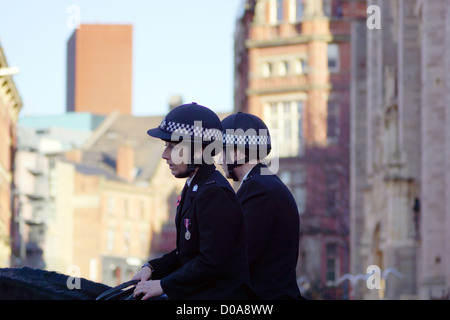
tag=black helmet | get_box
[147,102,223,178]
[147,102,223,144]
[221,112,271,181]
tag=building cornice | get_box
[0,45,23,120]
[246,34,350,49]
[246,83,332,95]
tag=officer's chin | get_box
[170,168,183,178]
[174,172,186,179]
[172,167,190,179]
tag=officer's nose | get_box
[162,146,171,161]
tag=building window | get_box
[327,101,340,142]
[107,131,117,139]
[123,230,130,254]
[326,243,338,284]
[323,0,343,18]
[262,62,272,78]
[323,0,332,17]
[140,231,147,256]
[107,229,115,252]
[294,59,307,74]
[140,200,146,220]
[270,102,278,116]
[280,171,292,185]
[107,196,115,215]
[36,129,49,135]
[293,186,306,214]
[279,61,289,76]
[326,180,337,214]
[264,100,304,157]
[297,101,304,154]
[327,43,340,73]
[293,170,305,185]
[124,198,130,218]
[277,0,284,23]
[283,102,292,145]
[113,266,121,286]
[296,0,304,21]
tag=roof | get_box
[82,112,165,182]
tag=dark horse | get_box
[0,266,114,300]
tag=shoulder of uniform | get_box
[205,180,216,185]
[241,174,272,193]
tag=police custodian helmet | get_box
[221,112,271,181]
[147,102,223,143]
[147,102,223,177]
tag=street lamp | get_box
[0,66,20,76]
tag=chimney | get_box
[168,94,183,111]
[116,142,134,182]
[65,149,83,163]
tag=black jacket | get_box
[148,164,254,300]
[237,163,302,300]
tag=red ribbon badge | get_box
[176,195,181,207]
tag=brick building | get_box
[351,0,450,299]
[66,24,133,116]
[234,0,366,299]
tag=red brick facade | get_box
[234,0,365,299]
[66,24,133,116]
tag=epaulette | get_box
[205,180,216,185]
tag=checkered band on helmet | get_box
[147,102,224,144]
[223,132,270,147]
[220,112,272,160]
[159,118,223,142]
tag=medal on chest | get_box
[184,218,191,240]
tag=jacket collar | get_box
[241,162,266,185]
[176,164,216,223]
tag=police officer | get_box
[132,103,255,300]
[221,112,303,300]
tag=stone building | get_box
[350,0,450,299]
[11,113,105,268]
[0,42,22,267]
[12,111,180,286]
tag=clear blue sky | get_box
[0,0,243,117]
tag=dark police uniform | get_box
[147,164,255,300]
[237,162,302,300]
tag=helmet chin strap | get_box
[226,163,242,182]
[176,162,198,179]
[175,145,205,179]
[226,153,251,182]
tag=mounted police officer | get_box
[221,112,304,300]
[132,103,255,300]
